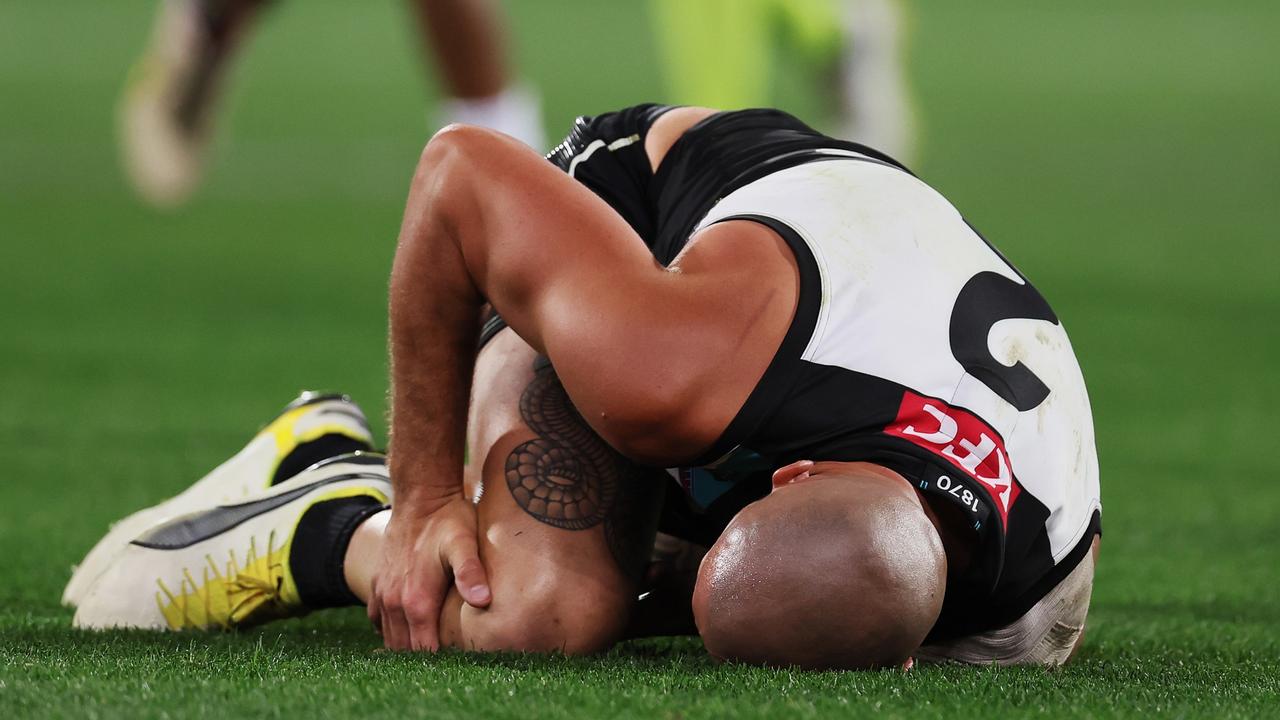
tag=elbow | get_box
[592,389,708,466]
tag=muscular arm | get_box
[375,125,663,650]
[543,104,717,243]
[387,105,714,508]
[387,166,482,512]
[375,142,496,651]
[375,110,797,650]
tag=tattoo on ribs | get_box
[504,362,661,575]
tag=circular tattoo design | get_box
[505,368,616,531]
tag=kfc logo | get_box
[885,391,1020,525]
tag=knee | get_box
[465,578,628,655]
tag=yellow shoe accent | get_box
[156,529,300,631]
[264,403,367,478]
[153,485,386,631]
[64,392,372,610]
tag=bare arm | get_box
[373,144,494,652]
[371,120,798,651]
[387,158,481,512]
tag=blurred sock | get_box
[437,84,545,151]
[840,0,917,165]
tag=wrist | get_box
[388,452,465,511]
[389,485,462,517]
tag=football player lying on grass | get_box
[70,105,1102,670]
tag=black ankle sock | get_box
[291,497,386,609]
[273,433,373,485]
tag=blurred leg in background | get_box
[412,0,544,153]
[838,0,916,164]
[119,0,543,209]
[119,0,262,207]
[648,0,916,164]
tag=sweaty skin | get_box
[347,328,663,654]
[371,107,798,651]
[355,107,1052,667]
[693,462,948,669]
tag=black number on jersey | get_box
[949,271,1059,411]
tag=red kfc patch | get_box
[885,391,1021,525]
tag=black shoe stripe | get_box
[303,451,386,473]
[131,471,389,551]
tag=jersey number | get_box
[949,271,1059,412]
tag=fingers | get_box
[453,556,492,608]
[444,532,491,608]
[376,577,417,651]
[369,498,488,652]
[384,535,488,650]
[402,571,442,652]
[370,571,434,652]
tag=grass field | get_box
[3,0,1279,717]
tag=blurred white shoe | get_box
[119,0,235,207]
[62,392,374,608]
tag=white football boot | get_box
[74,453,390,631]
[119,0,235,207]
[62,392,374,608]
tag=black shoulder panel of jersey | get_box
[546,105,908,265]
[647,108,911,264]
[545,104,675,244]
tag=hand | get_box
[368,494,492,651]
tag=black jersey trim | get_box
[922,508,1101,642]
[689,214,823,467]
[647,107,915,265]
[649,108,733,185]
[984,508,1101,632]
[652,108,909,192]
[724,149,910,199]
[655,151,909,265]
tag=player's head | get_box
[691,463,946,670]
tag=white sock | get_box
[839,0,917,165]
[436,84,546,151]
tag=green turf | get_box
[2,0,1279,717]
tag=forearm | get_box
[387,167,483,511]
